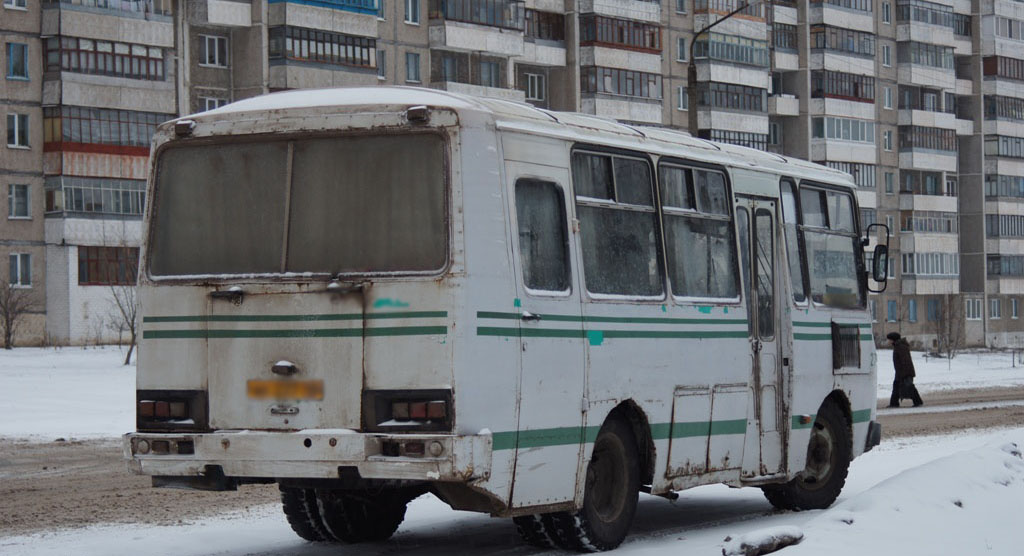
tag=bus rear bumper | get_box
[123,430,493,483]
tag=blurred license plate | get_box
[247,379,324,400]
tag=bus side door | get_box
[735,196,785,477]
[505,159,586,509]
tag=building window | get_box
[579,14,662,53]
[991,298,1002,319]
[908,298,917,323]
[965,298,982,320]
[769,122,781,145]
[882,44,891,67]
[870,299,877,322]
[900,126,957,153]
[827,162,876,188]
[701,129,768,151]
[378,0,386,19]
[885,172,894,194]
[694,32,769,67]
[201,97,227,111]
[405,0,419,23]
[1013,298,1019,319]
[6,113,28,147]
[4,0,28,8]
[44,176,146,216]
[9,253,30,287]
[926,299,939,322]
[676,0,686,13]
[811,70,875,103]
[884,87,892,109]
[698,82,767,112]
[45,37,165,80]
[6,42,29,79]
[677,37,687,61]
[525,73,545,101]
[8,184,28,218]
[897,41,954,70]
[883,130,893,151]
[42,106,172,149]
[405,52,420,82]
[882,2,890,23]
[810,25,875,56]
[479,60,500,87]
[773,23,798,51]
[268,27,376,69]
[811,116,875,144]
[580,66,662,100]
[887,300,898,322]
[377,50,386,78]
[677,86,688,111]
[78,246,139,286]
[199,35,228,67]
[524,10,565,41]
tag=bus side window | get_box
[515,179,571,294]
[780,180,807,303]
[571,151,663,298]
[799,186,863,308]
[659,162,739,299]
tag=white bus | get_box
[125,87,888,551]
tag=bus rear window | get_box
[149,134,447,277]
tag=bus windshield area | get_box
[148,134,447,277]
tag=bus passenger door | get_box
[736,197,784,477]
[505,161,586,509]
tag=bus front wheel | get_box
[547,418,640,552]
[761,401,852,511]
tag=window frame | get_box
[199,35,229,68]
[513,178,572,297]
[525,72,546,101]
[3,0,29,9]
[9,252,31,287]
[796,181,867,309]
[6,42,29,79]
[8,183,29,219]
[570,144,666,302]
[405,0,420,24]
[405,51,420,83]
[6,113,29,148]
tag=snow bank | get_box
[722,526,803,555]
[779,441,1024,555]
[877,348,1024,392]
[0,347,134,441]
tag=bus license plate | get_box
[247,379,324,400]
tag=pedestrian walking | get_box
[887,332,923,407]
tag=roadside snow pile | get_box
[779,441,1024,556]
[0,346,134,441]
[722,526,803,555]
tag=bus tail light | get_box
[364,389,453,433]
[137,390,209,432]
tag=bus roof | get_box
[188,86,857,190]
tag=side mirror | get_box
[872,244,889,283]
[865,222,890,293]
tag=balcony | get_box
[42,0,173,19]
[580,0,660,25]
[580,46,660,73]
[428,0,525,57]
[269,0,378,36]
[697,109,768,133]
[41,3,173,48]
[808,1,874,33]
[769,94,798,117]
[432,81,525,102]
[580,95,661,124]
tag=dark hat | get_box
[886,332,901,341]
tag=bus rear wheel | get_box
[513,514,557,548]
[762,401,851,511]
[314,489,411,543]
[547,418,640,552]
[279,485,332,542]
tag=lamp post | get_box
[687,0,772,138]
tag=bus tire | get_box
[513,514,557,548]
[314,490,409,543]
[548,418,640,552]
[279,485,332,542]
[762,401,851,511]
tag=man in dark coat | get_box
[887,332,923,407]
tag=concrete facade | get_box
[3,0,1024,348]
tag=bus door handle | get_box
[521,310,542,322]
[210,287,244,304]
[752,339,763,353]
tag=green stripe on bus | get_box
[143,311,447,323]
[477,327,748,340]
[792,321,872,329]
[142,326,447,339]
[492,419,750,451]
[851,409,872,423]
[793,333,873,341]
[477,311,747,325]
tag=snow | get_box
[0,346,134,441]
[3,347,1024,554]
[202,87,477,116]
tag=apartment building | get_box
[2,0,1024,347]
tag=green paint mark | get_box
[143,326,446,340]
[373,298,410,309]
[723,307,728,314]
[851,409,872,423]
[513,298,521,308]
[697,306,712,314]
[587,330,604,346]
[661,304,667,313]
[144,311,446,323]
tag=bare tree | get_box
[0,279,40,349]
[103,243,140,365]
[930,294,965,365]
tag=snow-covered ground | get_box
[2,428,1021,556]
[2,346,1024,555]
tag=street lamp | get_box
[687,0,772,138]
